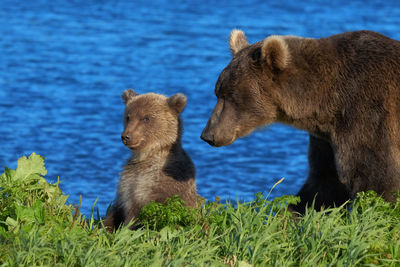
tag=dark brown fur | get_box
[104,90,197,231]
[201,30,400,213]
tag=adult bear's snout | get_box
[200,129,216,146]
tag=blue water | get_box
[1,1,400,216]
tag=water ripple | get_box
[1,0,400,215]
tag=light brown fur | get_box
[261,36,290,70]
[229,29,250,55]
[104,90,197,230]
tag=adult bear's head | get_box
[201,29,291,147]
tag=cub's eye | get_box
[142,116,150,123]
[126,116,130,123]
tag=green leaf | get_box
[15,205,34,222]
[14,200,44,225]
[238,261,253,267]
[0,167,16,184]
[14,153,47,181]
[5,217,18,232]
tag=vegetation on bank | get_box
[1,153,400,266]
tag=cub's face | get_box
[201,30,290,147]
[121,90,186,151]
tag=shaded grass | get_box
[1,153,400,266]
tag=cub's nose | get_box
[121,134,130,144]
[200,131,215,146]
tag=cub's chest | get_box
[118,164,162,210]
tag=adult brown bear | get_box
[201,30,400,213]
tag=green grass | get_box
[1,153,400,266]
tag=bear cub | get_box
[104,89,198,231]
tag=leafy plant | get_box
[0,153,72,232]
[137,195,199,230]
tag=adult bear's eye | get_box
[126,116,130,123]
[225,94,235,103]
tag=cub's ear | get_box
[122,89,137,104]
[261,36,290,71]
[229,29,250,55]
[168,93,187,114]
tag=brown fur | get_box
[104,90,197,231]
[201,30,400,213]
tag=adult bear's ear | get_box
[229,29,250,55]
[261,36,290,71]
[122,89,137,104]
[168,93,187,114]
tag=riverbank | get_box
[1,153,399,266]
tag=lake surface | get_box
[1,0,400,216]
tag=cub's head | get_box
[121,89,187,151]
[201,29,291,147]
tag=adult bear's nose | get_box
[200,131,215,146]
[121,134,130,144]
